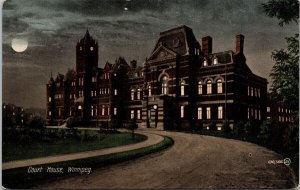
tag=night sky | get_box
[2,0,298,109]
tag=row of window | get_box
[131,89,142,100]
[247,108,262,120]
[90,105,118,117]
[54,94,63,99]
[180,106,224,120]
[130,109,142,120]
[203,58,219,67]
[248,86,261,97]
[278,107,291,113]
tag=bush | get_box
[19,135,33,145]
[209,120,216,131]
[28,116,46,130]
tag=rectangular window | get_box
[180,106,184,118]
[267,107,270,112]
[92,76,96,82]
[248,108,250,119]
[259,110,261,120]
[198,84,203,95]
[131,90,135,100]
[248,86,250,96]
[197,107,202,120]
[137,91,141,100]
[258,89,261,97]
[181,85,185,96]
[114,107,117,115]
[218,106,223,119]
[69,109,72,117]
[251,87,253,96]
[131,110,135,119]
[137,110,141,119]
[102,106,105,116]
[206,107,211,119]
[217,82,222,94]
[207,84,212,94]
[255,109,257,119]
[49,111,52,116]
[58,108,61,117]
[114,89,118,95]
[49,97,51,102]
[107,107,110,116]
[91,106,94,116]
[148,86,152,96]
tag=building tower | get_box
[75,30,98,122]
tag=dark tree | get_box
[263,0,299,26]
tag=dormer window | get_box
[213,58,218,65]
[203,60,207,66]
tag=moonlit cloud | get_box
[2,0,298,109]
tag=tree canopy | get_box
[263,0,299,26]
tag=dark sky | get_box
[2,0,298,109]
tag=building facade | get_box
[46,26,268,130]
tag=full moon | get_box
[11,38,28,52]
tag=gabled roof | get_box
[148,44,178,60]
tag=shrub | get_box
[19,135,33,145]
[28,116,46,130]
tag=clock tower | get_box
[75,30,98,122]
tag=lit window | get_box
[248,86,250,96]
[198,81,203,95]
[131,89,135,100]
[114,89,118,95]
[92,76,97,82]
[91,105,94,116]
[137,89,141,100]
[107,107,110,115]
[180,106,184,118]
[102,106,105,116]
[114,107,117,115]
[217,79,222,93]
[207,80,212,94]
[248,108,250,119]
[48,97,52,102]
[251,87,253,96]
[255,109,257,119]
[259,110,261,120]
[148,85,152,96]
[206,107,211,119]
[218,106,223,119]
[267,107,270,112]
[131,110,135,119]
[137,110,141,120]
[49,111,51,116]
[197,107,202,120]
[213,58,218,65]
[161,76,168,95]
[58,108,61,117]
[203,60,207,66]
[180,81,185,96]
[278,107,280,112]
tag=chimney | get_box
[130,60,137,69]
[202,36,212,55]
[236,34,244,53]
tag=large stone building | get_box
[46,26,268,130]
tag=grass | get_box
[2,136,174,189]
[3,130,147,162]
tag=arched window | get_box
[161,75,168,95]
[198,81,203,95]
[213,58,218,65]
[217,79,223,93]
[180,81,185,96]
[207,80,212,94]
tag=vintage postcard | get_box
[2,0,299,189]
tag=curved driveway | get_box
[38,130,296,189]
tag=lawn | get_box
[3,130,147,162]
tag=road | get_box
[37,130,296,189]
